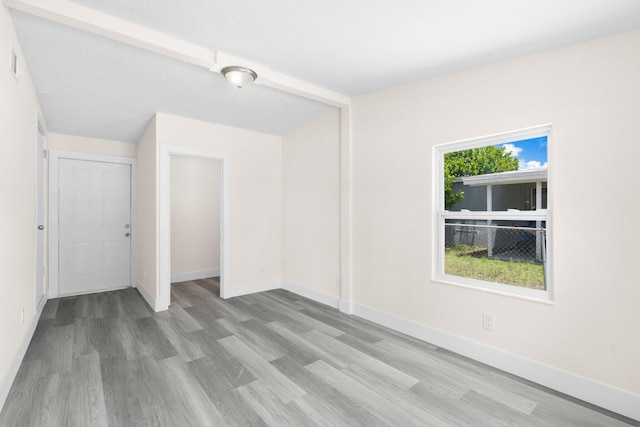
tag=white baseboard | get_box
[0,296,46,414]
[136,280,168,312]
[352,302,640,422]
[171,269,220,283]
[339,299,353,314]
[222,279,282,299]
[281,280,340,309]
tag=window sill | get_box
[432,274,555,305]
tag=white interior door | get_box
[58,159,131,296]
[34,127,46,309]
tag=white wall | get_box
[136,116,158,300]
[0,4,43,409]
[157,114,282,288]
[351,28,640,399]
[47,133,137,157]
[282,109,341,301]
[170,156,221,279]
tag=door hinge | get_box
[43,149,47,159]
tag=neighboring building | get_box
[450,168,547,212]
[447,168,548,262]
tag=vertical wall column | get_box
[339,105,353,314]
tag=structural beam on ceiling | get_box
[4,0,216,68]
[259,71,350,108]
[212,52,351,107]
[4,0,351,107]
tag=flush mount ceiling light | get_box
[221,66,257,88]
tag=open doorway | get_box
[170,156,221,296]
[159,145,230,310]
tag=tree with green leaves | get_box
[444,145,519,209]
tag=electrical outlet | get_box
[483,313,494,331]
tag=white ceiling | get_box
[9,0,640,143]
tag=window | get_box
[434,125,552,301]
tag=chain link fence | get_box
[445,220,546,262]
[444,220,547,289]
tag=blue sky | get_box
[499,136,548,170]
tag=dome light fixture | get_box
[221,66,257,88]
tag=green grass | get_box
[445,244,545,290]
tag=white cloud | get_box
[502,143,523,157]
[502,143,547,170]
[520,160,548,170]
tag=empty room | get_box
[1,0,639,425]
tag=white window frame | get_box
[433,124,553,302]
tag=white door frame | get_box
[33,118,46,312]
[48,151,138,298]
[159,144,230,309]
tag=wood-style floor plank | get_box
[53,297,77,326]
[267,321,350,369]
[39,298,59,321]
[101,355,174,427]
[158,356,227,426]
[219,335,307,404]
[237,380,309,426]
[188,356,266,426]
[23,321,74,377]
[66,352,108,427]
[305,359,442,427]
[304,329,419,390]
[1,279,636,427]
[218,318,286,362]
[271,356,386,427]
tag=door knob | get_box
[125,232,130,237]
[37,225,44,230]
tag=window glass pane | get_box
[444,136,547,212]
[444,219,546,290]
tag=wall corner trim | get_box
[281,280,340,309]
[136,280,167,312]
[351,302,640,421]
[338,299,353,314]
[0,297,46,414]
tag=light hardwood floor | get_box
[0,278,636,426]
